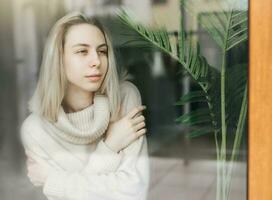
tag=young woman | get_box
[20,12,149,200]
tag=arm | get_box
[21,82,149,200]
[23,133,148,200]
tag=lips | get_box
[85,74,102,82]
[85,74,102,77]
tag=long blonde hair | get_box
[29,12,121,122]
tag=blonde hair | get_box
[29,12,122,122]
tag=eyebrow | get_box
[72,43,108,48]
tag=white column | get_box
[13,0,39,124]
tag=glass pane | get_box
[0,0,247,199]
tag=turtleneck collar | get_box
[44,95,110,145]
[66,104,94,131]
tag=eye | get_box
[97,49,108,56]
[76,49,88,55]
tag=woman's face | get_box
[63,23,108,93]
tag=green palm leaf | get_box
[175,90,207,105]
[118,10,173,54]
[118,9,212,91]
[187,127,215,138]
[184,39,210,84]
[118,9,217,137]
[182,0,248,51]
[118,9,219,137]
[175,108,211,125]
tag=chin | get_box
[83,82,102,92]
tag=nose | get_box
[88,51,100,68]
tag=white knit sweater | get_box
[20,81,149,200]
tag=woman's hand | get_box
[104,105,147,153]
[25,150,49,186]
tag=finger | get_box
[131,115,145,125]
[135,128,147,138]
[127,106,145,119]
[134,122,146,132]
[127,106,146,119]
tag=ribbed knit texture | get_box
[48,95,110,144]
[66,104,94,131]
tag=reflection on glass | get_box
[1,0,247,200]
[118,0,248,199]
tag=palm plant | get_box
[117,0,248,199]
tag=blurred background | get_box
[0,0,247,199]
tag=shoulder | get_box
[21,113,42,132]
[20,114,56,161]
[119,81,142,116]
[120,81,141,103]
[20,113,44,142]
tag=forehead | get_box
[64,23,106,47]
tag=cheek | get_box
[101,57,108,75]
[64,57,82,80]
[64,63,81,84]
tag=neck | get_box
[63,84,94,113]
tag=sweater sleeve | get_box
[44,136,148,200]
[20,81,149,200]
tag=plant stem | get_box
[225,84,248,200]
[220,51,227,200]
[215,130,221,200]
